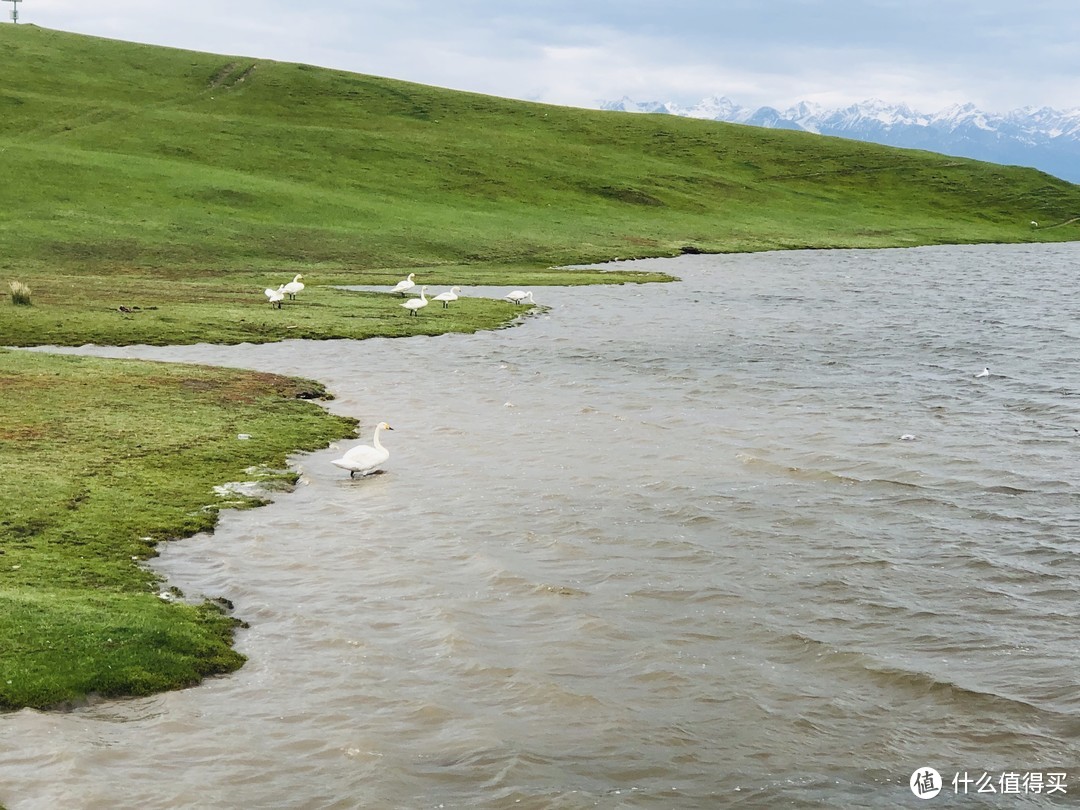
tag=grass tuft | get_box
[8,281,31,306]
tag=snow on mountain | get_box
[599,97,673,115]
[597,95,1080,184]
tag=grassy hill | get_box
[1,24,1078,292]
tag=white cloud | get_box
[19,0,1080,113]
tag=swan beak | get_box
[385,425,394,430]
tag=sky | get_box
[12,1,1080,113]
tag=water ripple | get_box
[5,243,1080,808]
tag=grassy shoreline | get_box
[0,265,670,349]
[0,349,357,710]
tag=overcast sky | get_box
[15,1,1080,113]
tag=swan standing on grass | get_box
[391,273,416,296]
[331,422,394,477]
[282,274,305,300]
[432,286,461,308]
[975,367,991,378]
[505,290,535,305]
[402,286,428,316]
[264,286,285,308]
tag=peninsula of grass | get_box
[0,274,544,347]
[1,24,1080,716]
[0,349,356,710]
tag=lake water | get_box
[3,243,1080,808]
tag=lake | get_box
[3,243,1079,808]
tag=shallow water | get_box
[3,243,1080,808]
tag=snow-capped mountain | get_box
[599,96,1080,184]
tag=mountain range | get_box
[599,96,1080,185]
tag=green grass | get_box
[0,273,550,347]
[1,25,1079,715]
[0,349,357,709]
[1,27,1078,346]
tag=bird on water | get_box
[331,422,394,477]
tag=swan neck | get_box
[372,425,385,450]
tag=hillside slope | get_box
[2,25,1078,282]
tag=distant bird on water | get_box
[432,286,461,308]
[391,273,416,296]
[282,274,305,300]
[402,286,429,316]
[505,290,535,305]
[331,422,394,477]
[975,367,991,378]
[264,286,285,308]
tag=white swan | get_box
[282,274,305,300]
[402,286,428,316]
[432,286,461,308]
[331,422,394,477]
[505,290,535,305]
[391,273,416,296]
[975,367,991,378]
[264,286,284,308]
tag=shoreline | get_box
[0,348,359,711]
[0,282,560,713]
[4,240,1078,713]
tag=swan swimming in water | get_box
[505,290,535,305]
[432,286,461,308]
[402,286,429,316]
[391,273,416,296]
[331,422,394,477]
[975,367,991,378]
[282,274,305,300]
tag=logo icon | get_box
[911,767,942,799]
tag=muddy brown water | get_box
[3,243,1079,808]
